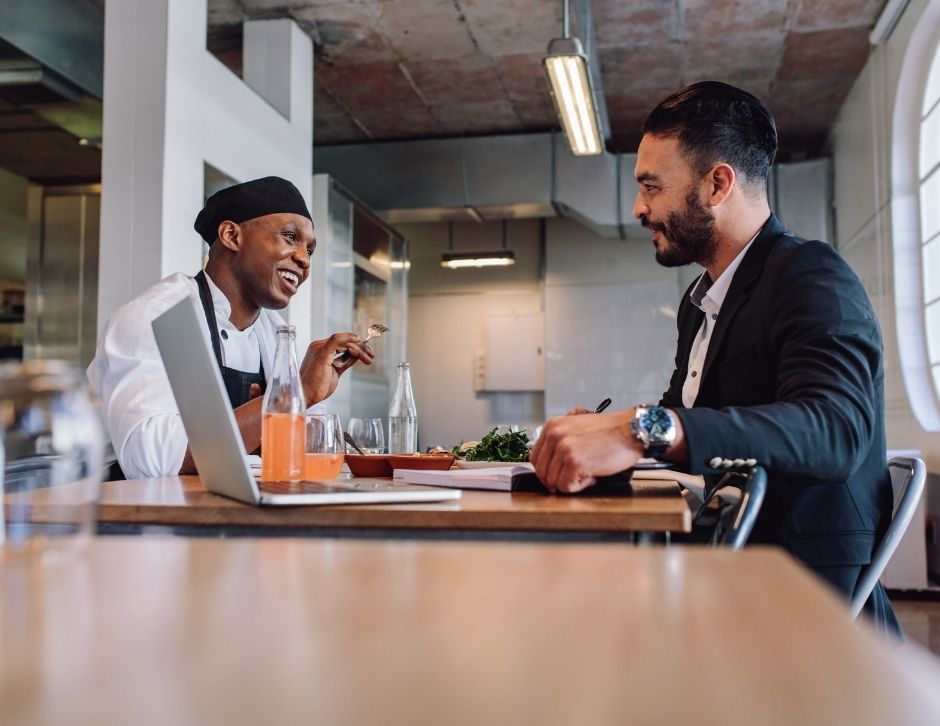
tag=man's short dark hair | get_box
[642,81,778,188]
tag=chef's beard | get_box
[642,190,717,268]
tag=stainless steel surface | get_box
[23,184,100,367]
[0,0,104,99]
[315,132,638,238]
[0,58,82,106]
[552,134,629,237]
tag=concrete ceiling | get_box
[209,0,887,158]
[0,0,886,185]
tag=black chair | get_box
[690,466,767,549]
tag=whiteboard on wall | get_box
[484,312,544,391]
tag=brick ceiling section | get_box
[211,0,889,158]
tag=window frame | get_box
[891,3,940,432]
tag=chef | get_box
[88,176,373,479]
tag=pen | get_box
[593,398,612,414]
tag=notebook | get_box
[151,296,461,506]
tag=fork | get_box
[332,323,389,364]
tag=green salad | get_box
[452,428,531,463]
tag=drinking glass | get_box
[1,360,105,557]
[304,413,345,480]
[347,417,385,454]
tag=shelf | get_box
[0,315,24,324]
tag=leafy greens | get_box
[452,428,530,463]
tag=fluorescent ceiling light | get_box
[441,219,515,269]
[543,36,603,156]
[441,251,516,269]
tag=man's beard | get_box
[642,190,717,268]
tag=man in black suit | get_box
[530,81,897,631]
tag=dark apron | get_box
[105,273,266,481]
[194,270,267,408]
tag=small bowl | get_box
[389,453,457,471]
[345,454,394,478]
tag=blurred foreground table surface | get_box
[2,538,938,726]
[19,474,692,536]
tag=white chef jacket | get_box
[681,234,757,407]
[87,272,285,479]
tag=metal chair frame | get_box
[849,456,927,618]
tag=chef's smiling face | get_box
[633,134,717,268]
[232,213,315,310]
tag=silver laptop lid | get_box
[152,295,262,504]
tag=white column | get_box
[99,0,313,343]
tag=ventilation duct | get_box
[314,133,641,240]
[0,58,82,107]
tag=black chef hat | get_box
[194,176,312,244]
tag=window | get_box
[893,4,940,432]
[922,44,940,401]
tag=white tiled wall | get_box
[544,281,678,416]
[402,219,544,449]
[409,291,544,450]
[544,219,681,417]
[831,0,940,473]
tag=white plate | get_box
[454,459,524,469]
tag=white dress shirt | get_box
[681,235,757,407]
[87,272,285,479]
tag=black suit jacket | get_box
[661,215,893,569]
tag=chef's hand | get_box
[299,332,374,406]
[566,405,591,415]
[529,408,645,493]
[248,383,263,400]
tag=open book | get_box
[393,464,537,492]
[393,463,645,494]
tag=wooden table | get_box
[10,474,691,539]
[2,537,938,726]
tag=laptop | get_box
[151,296,461,506]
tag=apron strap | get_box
[194,270,225,370]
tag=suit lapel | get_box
[700,214,785,383]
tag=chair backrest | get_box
[850,457,927,617]
[692,466,767,550]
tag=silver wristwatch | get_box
[630,405,677,459]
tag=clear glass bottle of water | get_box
[388,361,417,454]
[261,325,305,481]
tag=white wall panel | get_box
[99,1,313,341]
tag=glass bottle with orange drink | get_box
[260,325,305,481]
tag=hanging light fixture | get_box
[441,220,516,269]
[542,0,603,156]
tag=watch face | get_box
[640,407,673,438]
